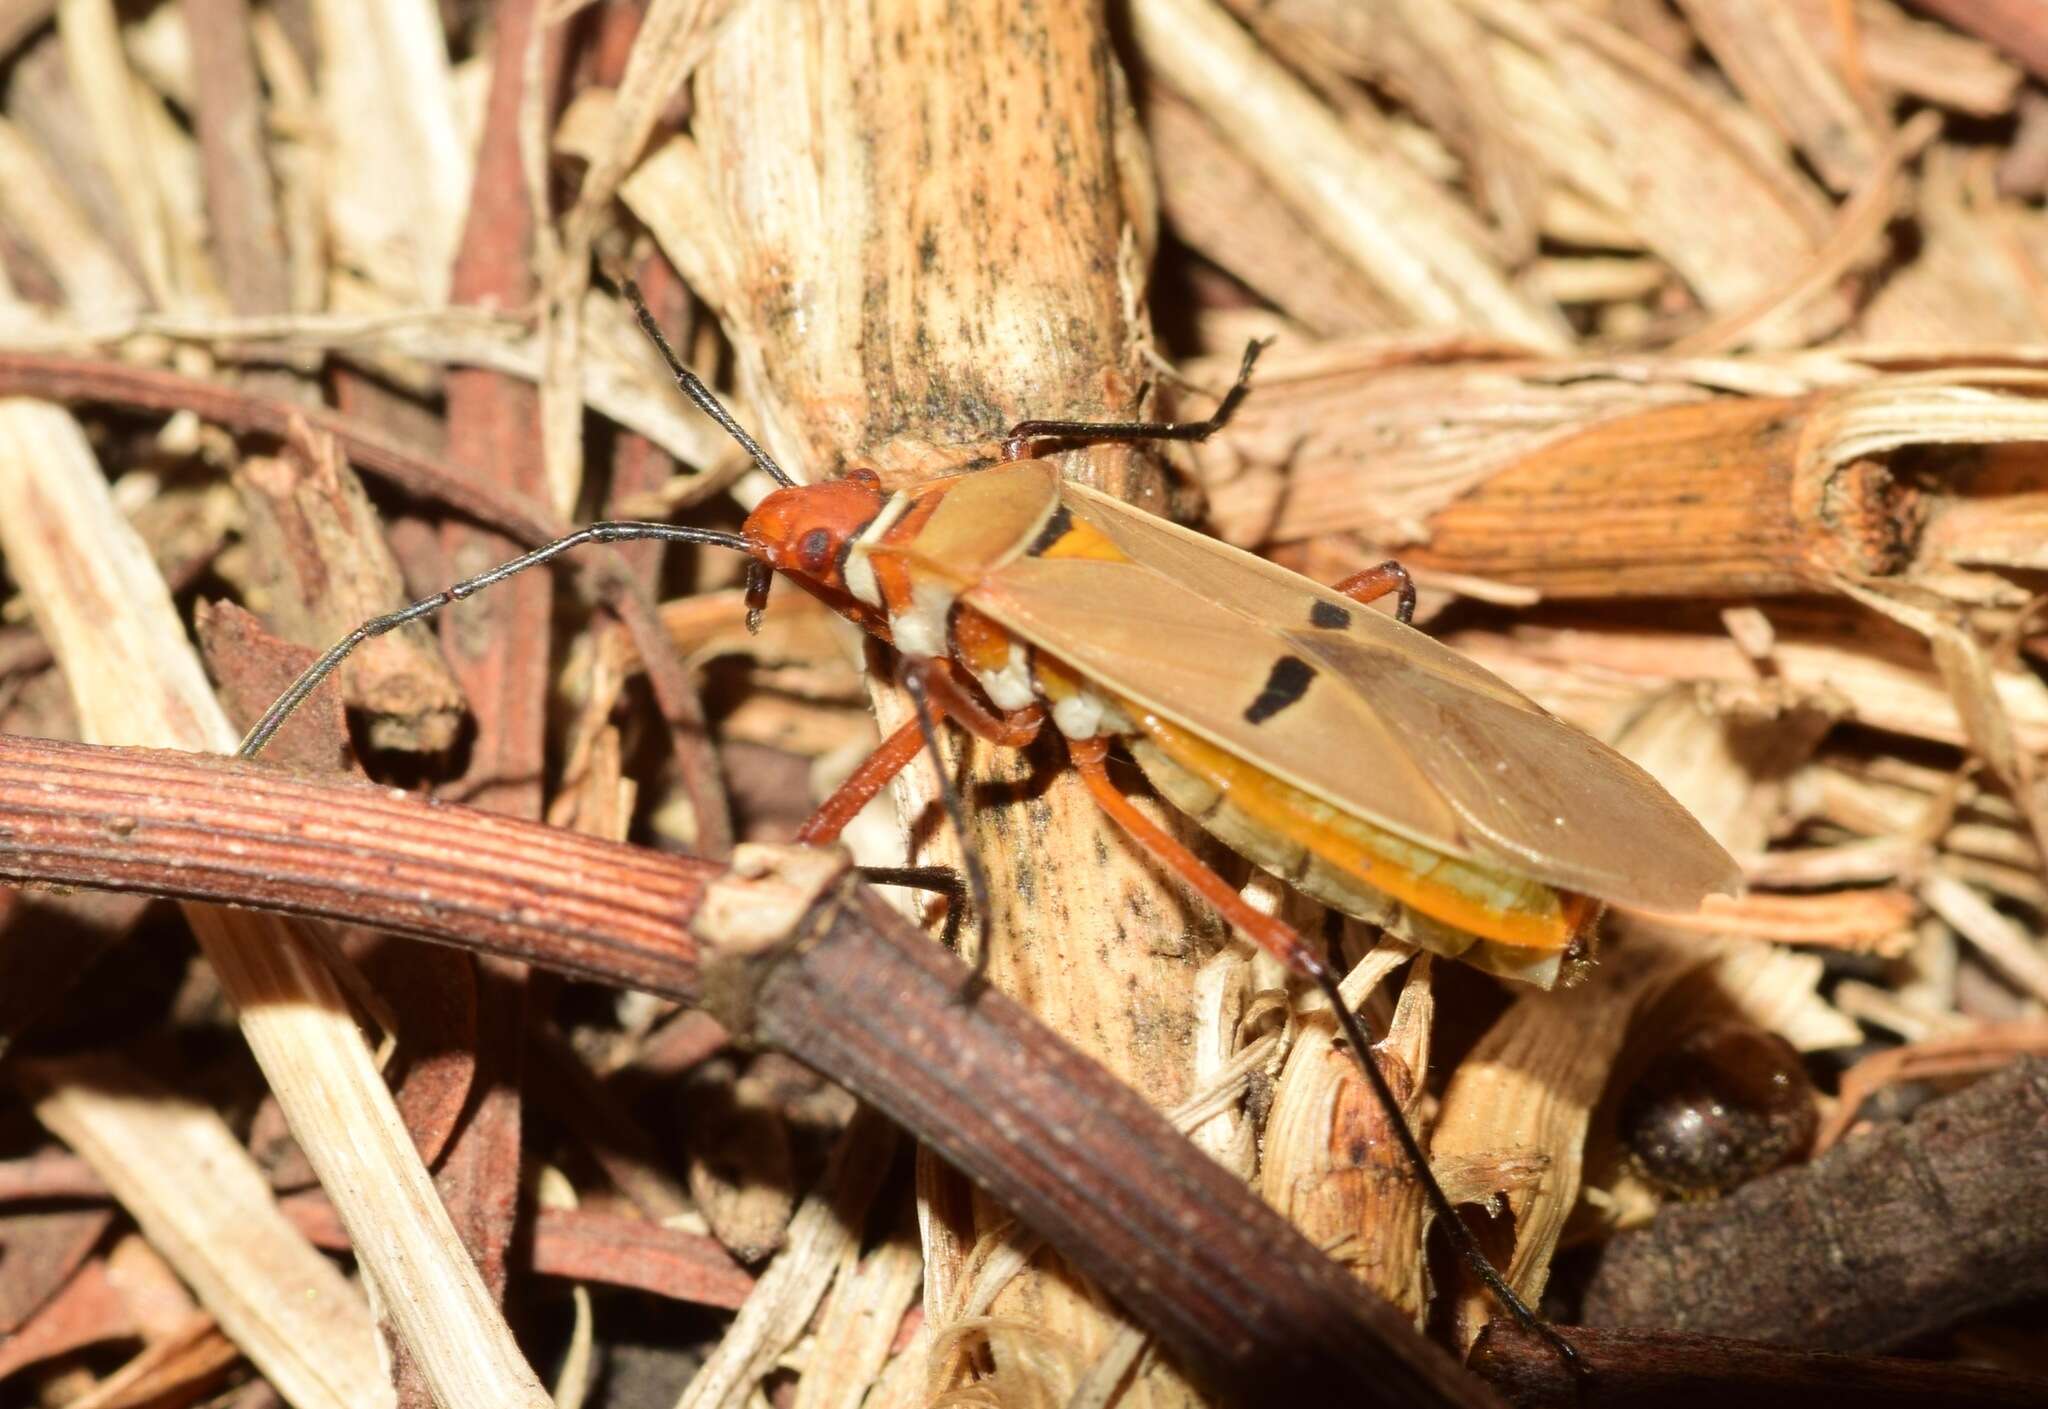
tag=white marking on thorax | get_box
[973,641,1036,712]
[890,578,957,658]
[1048,682,1132,740]
[841,492,911,608]
[1051,692,1104,739]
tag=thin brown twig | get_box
[0,352,563,542]
[276,1192,756,1311]
[0,349,734,854]
[1470,1323,2048,1409]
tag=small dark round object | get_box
[794,527,835,574]
[1620,1023,1818,1198]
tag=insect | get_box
[241,288,1739,1367]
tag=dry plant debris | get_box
[0,1,2047,1406]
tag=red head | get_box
[742,468,886,591]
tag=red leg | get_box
[796,660,1042,846]
[1066,731,1586,1377]
[796,715,927,846]
[807,657,1041,970]
[1331,560,1416,625]
[1066,736,1332,986]
[899,656,1044,748]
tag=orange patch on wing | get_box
[1037,515,1127,563]
[1135,712,1581,951]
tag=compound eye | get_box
[845,467,882,489]
[794,527,835,575]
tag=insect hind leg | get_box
[1065,734,1586,1382]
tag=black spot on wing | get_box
[1024,504,1075,557]
[1309,599,1351,630]
[1244,655,1316,724]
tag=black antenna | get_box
[620,280,798,490]
[241,286,798,760]
[237,523,750,758]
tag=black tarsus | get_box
[857,864,967,951]
[1000,338,1268,463]
[1377,560,1419,626]
[896,658,995,990]
[1303,955,1589,1384]
[742,560,774,635]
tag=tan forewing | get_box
[885,459,1063,586]
[966,484,1739,910]
[1062,481,1544,712]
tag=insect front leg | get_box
[897,655,1045,748]
[855,864,970,953]
[796,715,928,847]
[787,658,1042,847]
[793,710,978,952]
[999,340,1267,463]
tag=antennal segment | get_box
[620,279,798,490]
[238,522,751,759]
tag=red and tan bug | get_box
[759,452,1736,987]
[241,292,1738,1361]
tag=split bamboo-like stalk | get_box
[628,5,1225,1401]
[15,1052,389,1409]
